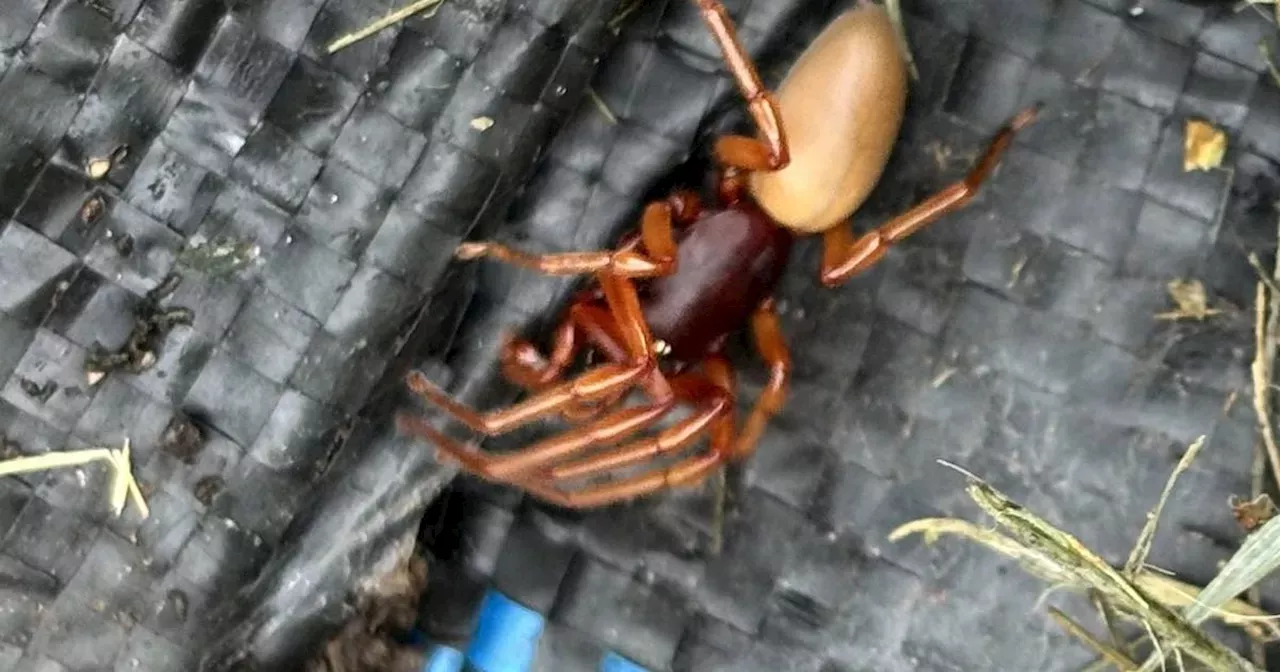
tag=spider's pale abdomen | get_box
[746,3,908,235]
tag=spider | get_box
[397,0,1039,508]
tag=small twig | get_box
[1144,620,1169,672]
[1247,252,1280,299]
[607,0,644,34]
[587,88,618,125]
[326,0,445,53]
[1125,435,1207,577]
[1236,0,1280,24]
[1251,281,1280,493]
[935,457,986,482]
[1260,41,1280,89]
[1050,607,1140,671]
[1092,588,1126,652]
[1249,441,1269,667]
[0,439,149,518]
[882,0,920,82]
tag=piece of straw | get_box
[326,0,445,54]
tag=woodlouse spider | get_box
[397,1,1040,508]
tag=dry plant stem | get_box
[1050,607,1139,671]
[970,472,1252,672]
[1261,41,1280,89]
[1092,589,1127,652]
[1252,281,1280,492]
[1248,253,1280,298]
[1134,573,1280,640]
[1079,637,1151,672]
[0,440,149,518]
[1267,231,1280,475]
[881,0,920,81]
[1125,436,1206,577]
[587,88,619,125]
[892,518,1280,639]
[1249,442,1268,667]
[892,478,1260,672]
[1267,257,1280,386]
[326,0,445,53]
[608,0,644,33]
[889,517,1074,583]
[1246,0,1280,24]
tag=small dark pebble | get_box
[0,436,20,460]
[193,475,224,506]
[112,232,135,257]
[79,195,105,224]
[18,378,57,402]
[160,414,204,464]
[164,589,189,623]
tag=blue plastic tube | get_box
[463,590,546,672]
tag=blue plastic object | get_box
[599,651,650,672]
[464,590,546,672]
[423,645,466,672]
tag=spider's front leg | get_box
[498,298,632,422]
[452,190,701,278]
[518,364,738,508]
[399,269,683,489]
[398,385,679,481]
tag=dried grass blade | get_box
[1184,515,1280,625]
[1125,436,1207,577]
[1050,607,1139,671]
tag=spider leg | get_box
[542,371,732,482]
[691,0,789,172]
[400,261,682,481]
[523,300,791,509]
[819,105,1039,286]
[499,301,631,422]
[403,363,648,436]
[415,274,672,479]
[405,260,670,434]
[453,192,700,278]
[730,296,790,460]
[397,396,677,480]
[519,367,737,509]
[526,452,726,509]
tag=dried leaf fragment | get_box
[85,146,128,180]
[86,157,112,180]
[79,195,106,223]
[1155,278,1222,321]
[1184,119,1227,172]
[1231,494,1278,533]
[177,236,261,278]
